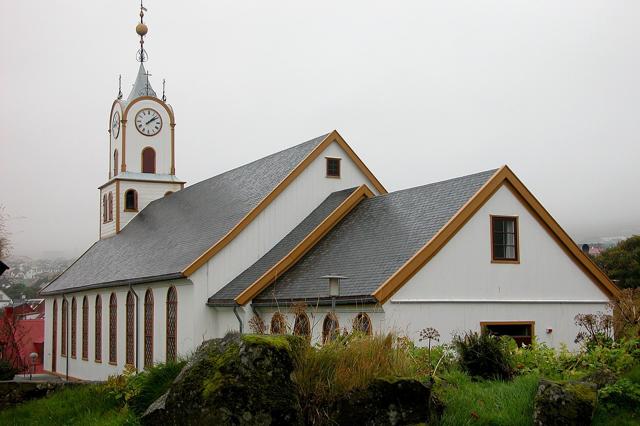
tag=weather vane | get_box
[162,79,167,102]
[117,74,123,99]
[136,0,149,62]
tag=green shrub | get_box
[453,332,514,380]
[128,361,186,415]
[599,378,640,411]
[0,359,18,380]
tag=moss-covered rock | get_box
[331,378,432,425]
[533,379,597,426]
[141,333,304,425]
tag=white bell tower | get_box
[99,2,185,239]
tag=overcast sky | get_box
[1,1,639,259]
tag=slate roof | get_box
[41,134,329,295]
[208,187,359,306]
[127,63,157,102]
[252,169,498,304]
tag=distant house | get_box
[0,300,45,374]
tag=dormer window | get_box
[142,147,156,173]
[125,189,138,211]
[326,157,341,178]
[491,216,519,262]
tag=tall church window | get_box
[82,296,88,360]
[293,313,310,338]
[270,312,287,334]
[353,313,372,335]
[102,195,108,224]
[71,297,77,358]
[166,287,177,362]
[126,291,135,366]
[61,299,68,357]
[125,190,138,211]
[113,150,119,177]
[144,289,154,368]
[108,193,113,222]
[322,313,339,344]
[142,147,156,173]
[109,293,117,364]
[52,299,58,372]
[95,295,102,362]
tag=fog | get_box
[1,0,638,259]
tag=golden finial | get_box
[136,0,149,62]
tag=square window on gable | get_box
[491,216,519,262]
[326,157,341,178]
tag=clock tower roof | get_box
[127,63,157,102]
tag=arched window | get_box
[126,291,135,366]
[125,190,138,211]
[52,299,58,372]
[61,299,68,357]
[144,289,154,368]
[166,287,177,362]
[353,313,372,335]
[322,313,339,344]
[108,193,113,222]
[293,313,310,338]
[113,149,119,177]
[270,312,287,334]
[102,195,108,224]
[95,295,102,362]
[109,293,117,364]
[142,147,156,173]
[164,191,173,197]
[71,297,77,358]
[82,296,88,359]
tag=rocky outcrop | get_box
[142,333,304,426]
[331,378,432,426]
[533,379,597,426]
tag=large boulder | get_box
[533,379,597,426]
[142,333,304,426]
[331,378,432,426]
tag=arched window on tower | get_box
[142,147,156,173]
[144,289,154,368]
[82,296,88,360]
[95,295,102,362]
[108,193,113,222]
[109,293,117,364]
[125,189,138,211]
[71,297,77,358]
[102,195,108,224]
[113,149,119,177]
[166,286,177,362]
[126,291,135,366]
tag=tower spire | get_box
[136,0,149,63]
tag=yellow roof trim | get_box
[182,131,386,277]
[235,184,375,305]
[372,165,620,304]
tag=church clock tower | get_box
[100,3,185,239]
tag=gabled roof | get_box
[208,187,363,306]
[252,169,498,305]
[41,133,329,295]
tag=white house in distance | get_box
[40,5,620,381]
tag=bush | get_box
[453,332,514,380]
[599,378,640,411]
[128,361,185,415]
[0,359,18,380]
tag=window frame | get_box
[490,215,520,263]
[124,189,138,212]
[270,312,287,335]
[95,295,102,362]
[293,313,311,339]
[166,286,178,363]
[322,313,340,344]
[480,321,535,347]
[353,312,372,335]
[126,291,135,366]
[325,157,341,178]
[82,296,88,360]
[108,193,114,222]
[61,299,68,357]
[109,293,117,365]
[144,289,154,369]
[141,147,156,174]
[70,297,77,358]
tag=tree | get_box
[594,236,640,289]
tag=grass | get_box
[434,371,539,426]
[0,384,138,426]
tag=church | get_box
[40,5,619,381]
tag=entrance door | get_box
[52,300,57,372]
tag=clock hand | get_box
[145,116,157,125]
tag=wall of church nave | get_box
[122,99,173,175]
[42,280,194,381]
[192,140,382,320]
[119,180,183,230]
[100,183,117,239]
[254,305,383,345]
[381,301,609,350]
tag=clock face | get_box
[135,108,162,136]
[111,111,120,138]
